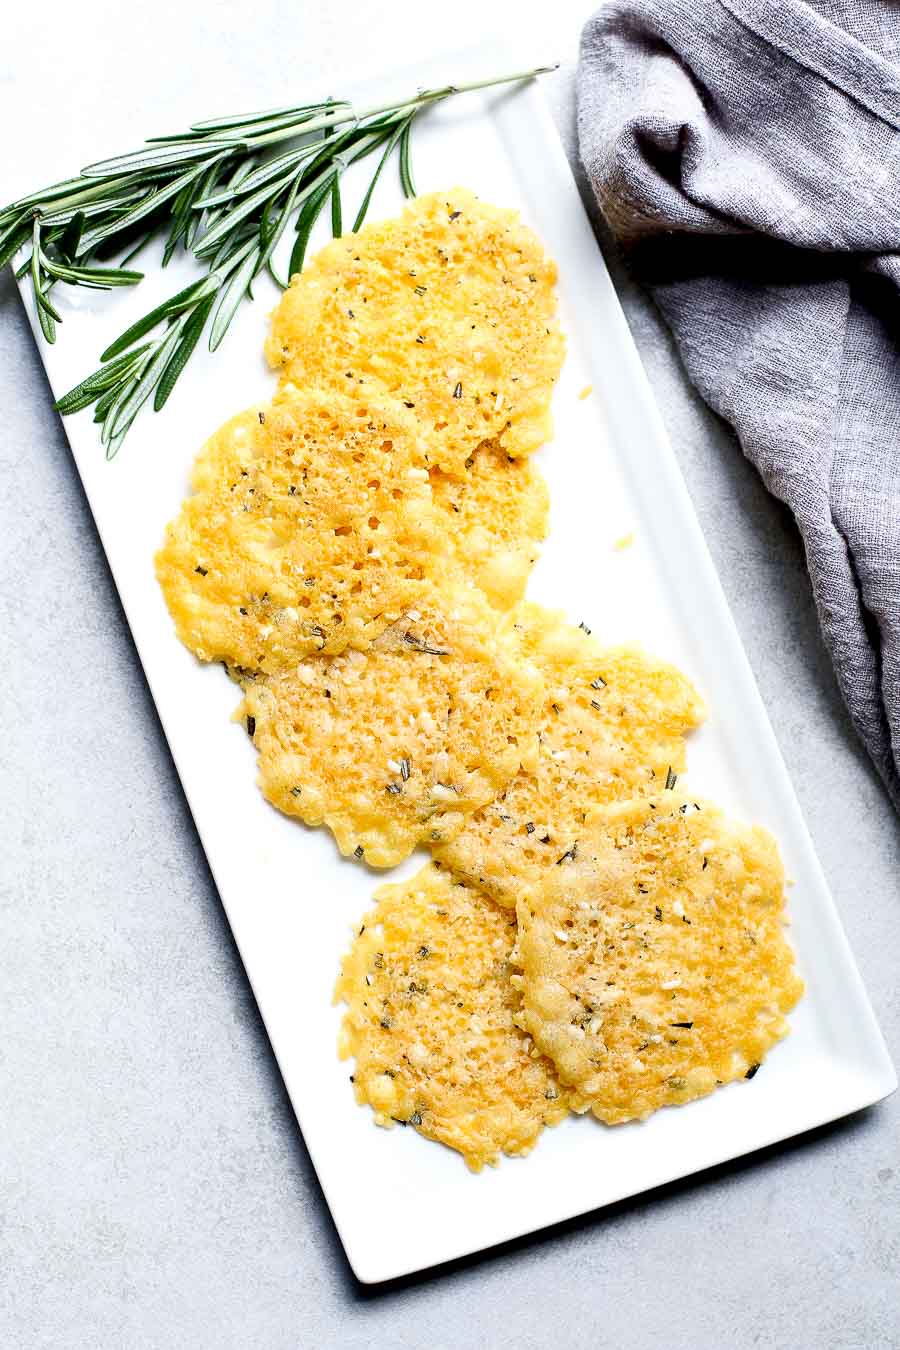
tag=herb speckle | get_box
[403,631,449,656]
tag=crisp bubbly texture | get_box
[434,605,706,905]
[239,594,544,867]
[157,391,551,678]
[336,863,569,1170]
[430,441,549,610]
[515,795,804,1124]
[155,392,446,670]
[267,188,566,473]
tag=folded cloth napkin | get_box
[578,0,900,808]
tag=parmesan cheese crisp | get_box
[515,795,803,1124]
[155,392,443,670]
[239,593,544,867]
[337,863,568,1170]
[435,605,706,905]
[267,188,565,473]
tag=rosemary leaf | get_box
[205,222,254,274]
[193,165,299,258]
[106,320,185,442]
[93,381,127,423]
[54,344,154,414]
[31,220,61,331]
[258,175,305,285]
[82,138,237,179]
[352,117,408,232]
[99,375,137,450]
[38,188,150,230]
[40,256,144,289]
[4,174,141,224]
[100,275,218,360]
[209,246,259,350]
[59,210,86,261]
[154,292,217,409]
[79,159,221,254]
[0,210,28,249]
[189,99,346,133]
[330,177,343,238]
[185,159,226,249]
[287,179,332,280]
[196,144,316,208]
[0,223,31,271]
[162,174,207,266]
[399,118,416,198]
[36,301,57,344]
[325,113,343,238]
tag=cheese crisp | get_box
[267,188,565,473]
[156,392,447,670]
[239,595,543,867]
[430,442,549,610]
[515,795,803,1124]
[336,863,569,1170]
[434,605,705,905]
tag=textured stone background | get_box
[2,4,897,1346]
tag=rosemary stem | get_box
[241,64,559,150]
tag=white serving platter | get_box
[15,45,896,1284]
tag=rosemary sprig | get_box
[2,63,556,456]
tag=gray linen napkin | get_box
[578,0,900,809]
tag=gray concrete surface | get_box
[2,4,898,1347]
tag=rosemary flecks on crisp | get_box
[2,63,556,457]
[403,632,450,656]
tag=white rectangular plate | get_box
[16,45,895,1284]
